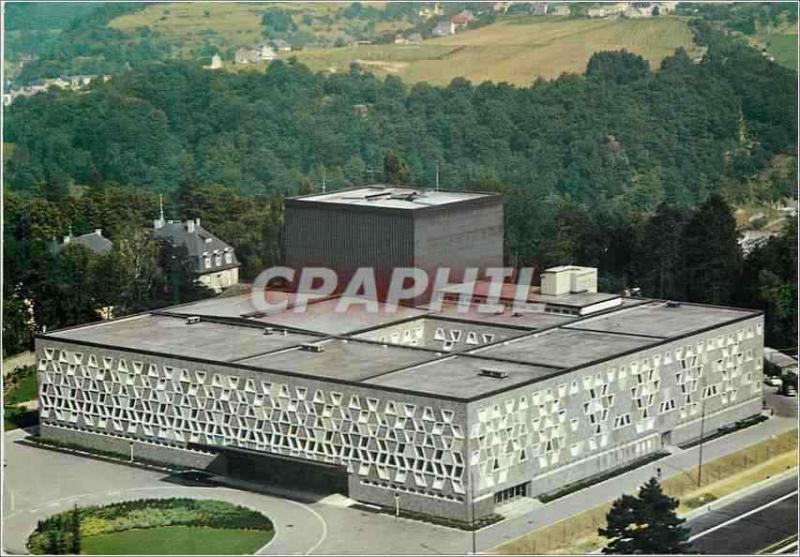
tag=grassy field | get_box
[108,2,403,57]
[279,16,700,85]
[81,525,272,555]
[109,3,266,55]
[762,33,798,70]
[4,366,37,405]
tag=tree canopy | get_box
[600,478,693,554]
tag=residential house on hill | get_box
[49,229,113,256]
[530,2,549,15]
[451,10,475,28]
[419,3,444,19]
[549,4,571,15]
[271,39,292,52]
[205,54,222,70]
[152,216,240,292]
[432,20,456,36]
[234,43,275,65]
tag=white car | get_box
[764,376,783,387]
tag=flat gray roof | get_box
[287,185,495,210]
[48,314,319,362]
[353,317,526,351]
[239,338,435,382]
[366,356,557,398]
[426,304,576,330]
[252,297,428,335]
[528,291,621,309]
[475,328,657,368]
[40,294,761,401]
[565,301,758,338]
[164,292,297,319]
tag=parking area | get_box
[764,387,798,418]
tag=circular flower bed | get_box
[28,498,274,555]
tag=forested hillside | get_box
[6,22,795,204]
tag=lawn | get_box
[81,525,273,555]
[4,366,37,405]
[283,16,701,85]
[764,33,798,70]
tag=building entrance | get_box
[196,444,349,496]
[494,482,529,505]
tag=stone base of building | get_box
[39,423,218,469]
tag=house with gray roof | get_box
[49,229,113,256]
[152,216,240,292]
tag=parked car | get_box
[784,385,797,397]
[764,375,783,387]
[167,469,218,486]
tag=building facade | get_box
[37,297,764,522]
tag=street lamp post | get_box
[697,376,707,486]
[394,491,400,518]
[129,441,134,463]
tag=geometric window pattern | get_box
[471,325,763,493]
[37,347,467,498]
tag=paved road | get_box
[764,388,799,419]
[688,474,799,555]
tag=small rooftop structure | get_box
[764,347,798,372]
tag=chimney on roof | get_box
[94,229,102,236]
[186,219,196,233]
[63,235,71,244]
[195,218,201,228]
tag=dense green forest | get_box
[678,1,797,36]
[6,22,795,202]
[2,20,796,358]
[4,1,102,62]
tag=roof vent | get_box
[479,368,510,379]
[665,301,682,308]
[263,327,275,335]
[300,343,325,353]
[185,316,201,325]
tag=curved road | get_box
[2,430,326,555]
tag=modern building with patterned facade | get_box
[36,289,764,522]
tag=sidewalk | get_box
[477,416,797,551]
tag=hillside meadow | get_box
[248,16,702,85]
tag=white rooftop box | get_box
[540,266,598,296]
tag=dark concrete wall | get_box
[284,205,414,291]
[413,198,504,276]
[284,197,504,295]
